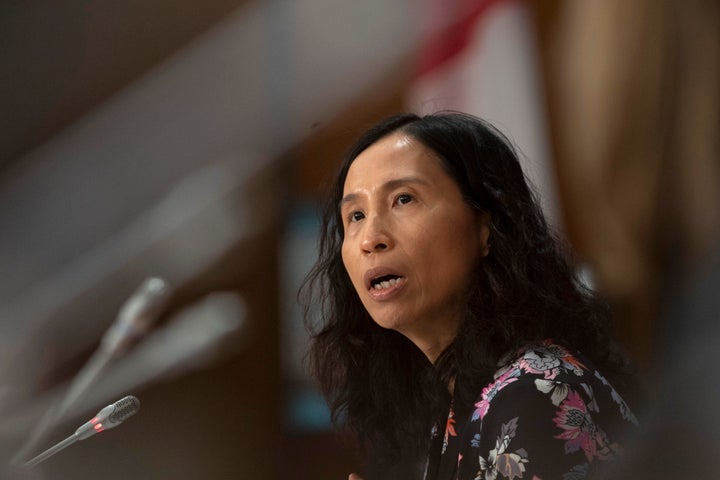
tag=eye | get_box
[349,211,365,222]
[396,193,414,205]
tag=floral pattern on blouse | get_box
[424,342,638,480]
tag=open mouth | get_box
[370,274,404,290]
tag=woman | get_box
[302,112,638,480]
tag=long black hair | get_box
[301,112,626,462]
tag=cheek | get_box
[341,243,360,285]
[432,222,482,281]
[341,243,351,274]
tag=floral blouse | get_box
[424,343,638,480]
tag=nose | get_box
[360,214,393,254]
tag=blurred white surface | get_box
[0,1,427,476]
[0,0,422,395]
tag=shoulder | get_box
[498,342,591,379]
[471,343,591,416]
[456,342,639,480]
[474,342,638,425]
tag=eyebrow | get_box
[339,175,430,208]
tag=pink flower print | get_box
[472,368,520,421]
[553,391,615,462]
[492,362,513,381]
[472,398,491,424]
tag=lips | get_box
[363,267,405,291]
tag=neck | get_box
[405,331,456,364]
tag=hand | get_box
[348,474,365,480]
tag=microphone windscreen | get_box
[109,395,140,424]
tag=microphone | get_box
[59,277,171,414]
[83,292,247,402]
[73,395,140,440]
[11,278,170,466]
[23,396,140,468]
[99,277,173,357]
[0,292,247,446]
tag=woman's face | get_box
[340,132,489,361]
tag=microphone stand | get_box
[23,435,78,469]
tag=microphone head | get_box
[108,395,140,425]
[75,395,140,440]
[117,277,172,329]
[102,277,172,354]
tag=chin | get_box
[368,312,407,332]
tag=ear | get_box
[476,211,491,257]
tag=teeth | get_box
[373,277,400,290]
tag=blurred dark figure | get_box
[548,0,720,477]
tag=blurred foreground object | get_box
[0,0,420,400]
[1,292,248,444]
[548,0,720,365]
[548,0,719,477]
[0,1,424,477]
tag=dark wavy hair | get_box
[301,112,626,463]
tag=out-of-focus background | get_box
[0,0,717,478]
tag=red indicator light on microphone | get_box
[93,423,104,432]
[91,417,100,424]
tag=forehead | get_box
[342,133,449,195]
